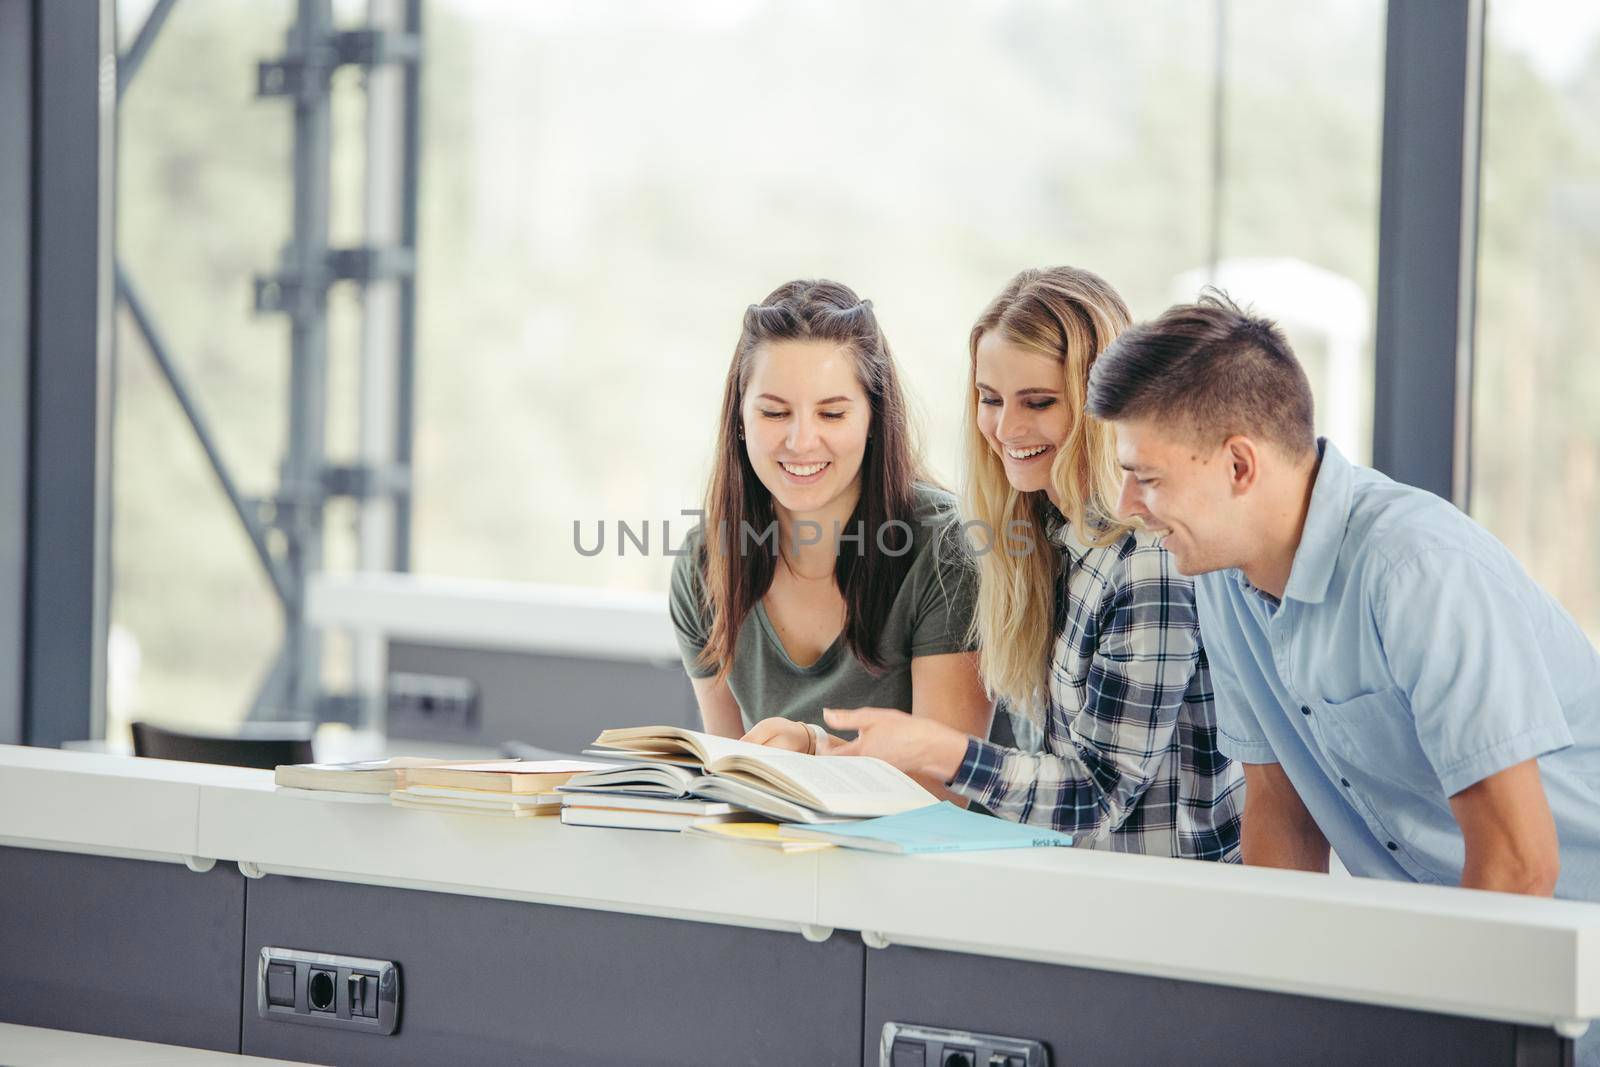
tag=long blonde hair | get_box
[964,267,1133,721]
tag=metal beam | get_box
[394,0,421,573]
[354,0,411,734]
[0,0,33,746]
[1206,0,1228,279]
[116,0,179,98]
[116,263,294,608]
[1372,0,1485,505]
[27,0,117,746]
[272,0,337,720]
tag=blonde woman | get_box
[804,267,1244,859]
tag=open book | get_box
[586,726,934,821]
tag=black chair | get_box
[130,720,315,770]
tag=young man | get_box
[1083,293,1600,906]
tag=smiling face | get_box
[1112,415,1248,576]
[973,330,1071,502]
[740,339,870,518]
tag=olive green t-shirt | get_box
[668,484,979,732]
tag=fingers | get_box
[829,738,865,758]
[823,706,904,731]
[823,707,869,730]
[741,719,807,752]
[740,721,779,744]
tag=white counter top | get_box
[4,744,1598,1036]
[305,571,679,662]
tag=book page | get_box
[592,727,775,767]
[720,751,934,817]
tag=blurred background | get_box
[97,0,1600,746]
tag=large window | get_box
[110,0,1384,734]
[113,1,296,735]
[1472,0,1600,640]
[412,0,1384,593]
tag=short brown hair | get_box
[1085,290,1316,456]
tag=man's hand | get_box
[822,706,970,782]
[1451,759,1560,896]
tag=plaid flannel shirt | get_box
[948,519,1244,861]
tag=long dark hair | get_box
[697,279,921,681]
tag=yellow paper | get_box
[691,819,835,852]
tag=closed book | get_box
[399,759,613,794]
[389,788,562,817]
[400,785,567,806]
[777,801,1075,854]
[558,792,735,817]
[559,806,740,832]
[391,797,559,818]
[274,757,517,794]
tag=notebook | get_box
[777,802,1075,854]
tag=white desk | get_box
[2,744,1597,1065]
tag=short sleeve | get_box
[1195,572,1277,764]
[1377,550,1573,796]
[668,538,717,679]
[908,518,979,658]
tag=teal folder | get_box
[777,801,1074,854]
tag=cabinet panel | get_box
[863,943,1565,1067]
[0,846,245,1052]
[242,874,864,1066]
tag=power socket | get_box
[258,947,399,1036]
[387,672,479,737]
[880,1023,1047,1067]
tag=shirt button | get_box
[1386,841,1399,851]
[1300,705,1312,716]
[1340,777,1351,787]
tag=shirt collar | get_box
[1280,437,1353,605]
[1040,499,1108,565]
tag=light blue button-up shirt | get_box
[1196,440,1600,900]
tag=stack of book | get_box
[571,725,935,825]
[557,793,738,832]
[389,760,613,818]
[273,757,521,801]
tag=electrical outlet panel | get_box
[258,947,399,1035]
[387,671,479,734]
[880,1022,1048,1067]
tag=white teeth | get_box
[1005,445,1050,460]
[781,461,829,477]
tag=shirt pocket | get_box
[1313,686,1439,796]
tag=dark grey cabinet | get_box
[241,874,864,1066]
[861,943,1570,1067]
[0,845,1576,1066]
[0,845,245,1052]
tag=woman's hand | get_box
[740,718,814,753]
[823,707,971,783]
